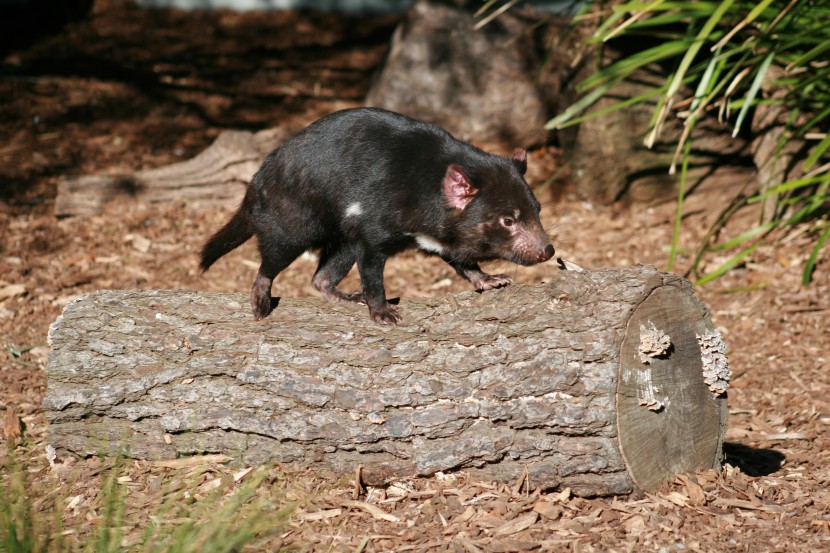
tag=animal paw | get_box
[251,294,273,320]
[318,287,365,304]
[369,302,401,326]
[251,275,274,320]
[473,273,513,291]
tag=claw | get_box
[369,302,401,326]
[474,273,513,291]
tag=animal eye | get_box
[500,216,514,228]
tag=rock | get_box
[366,0,550,151]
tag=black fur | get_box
[200,107,554,325]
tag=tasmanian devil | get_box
[200,107,554,325]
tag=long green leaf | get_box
[546,81,618,129]
[748,174,827,201]
[711,0,777,51]
[579,39,691,91]
[732,51,775,138]
[787,38,830,70]
[707,222,777,252]
[795,104,830,138]
[803,224,830,285]
[695,244,760,286]
[689,47,721,115]
[664,0,735,102]
[549,84,668,129]
[667,140,691,272]
[601,0,668,41]
[593,4,636,39]
[804,133,830,171]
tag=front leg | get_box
[447,260,513,291]
[356,245,400,325]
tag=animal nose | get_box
[539,244,555,262]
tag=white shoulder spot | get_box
[414,234,445,255]
[344,202,363,217]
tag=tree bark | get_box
[44,265,728,496]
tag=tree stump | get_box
[44,265,729,496]
[365,0,550,150]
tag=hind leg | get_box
[251,239,304,320]
[312,243,363,303]
[355,243,399,325]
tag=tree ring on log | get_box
[616,285,728,492]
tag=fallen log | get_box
[44,265,729,496]
[53,127,293,217]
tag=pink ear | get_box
[442,164,477,210]
[511,148,527,174]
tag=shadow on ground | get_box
[723,442,785,477]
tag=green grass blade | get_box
[546,81,618,129]
[732,51,775,138]
[711,0,776,51]
[706,222,778,252]
[664,0,734,102]
[803,224,830,285]
[601,0,668,41]
[795,104,830,138]
[695,244,760,286]
[473,0,498,18]
[804,133,830,171]
[579,39,692,90]
[748,174,827,201]
[553,84,669,129]
[667,141,691,272]
[787,38,830,70]
[593,4,635,39]
[689,47,721,115]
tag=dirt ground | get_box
[1,1,829,551]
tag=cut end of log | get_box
[617,284,728,492]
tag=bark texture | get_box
[44,265,728,496]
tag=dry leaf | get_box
[151,454,232,469]
[665,491,689,507]
[340,500,400,522]
[677,474,707,506]
[458,506,477,522]
[0,284,26,300]
[299,509,342,522]
[532,500,563,521]
[713,498,785,513]
[3,407,22,442]
[493,512,538,537]
[233,467,255,482]
[624,515,646,535]
[453,536,484,553]
[487,539,540,552]
[131,234,151,253]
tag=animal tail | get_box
[199,203,255,272]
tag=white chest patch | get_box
[413,234,445,255]
[344,202,363,217]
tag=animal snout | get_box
[538,243,555,262]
